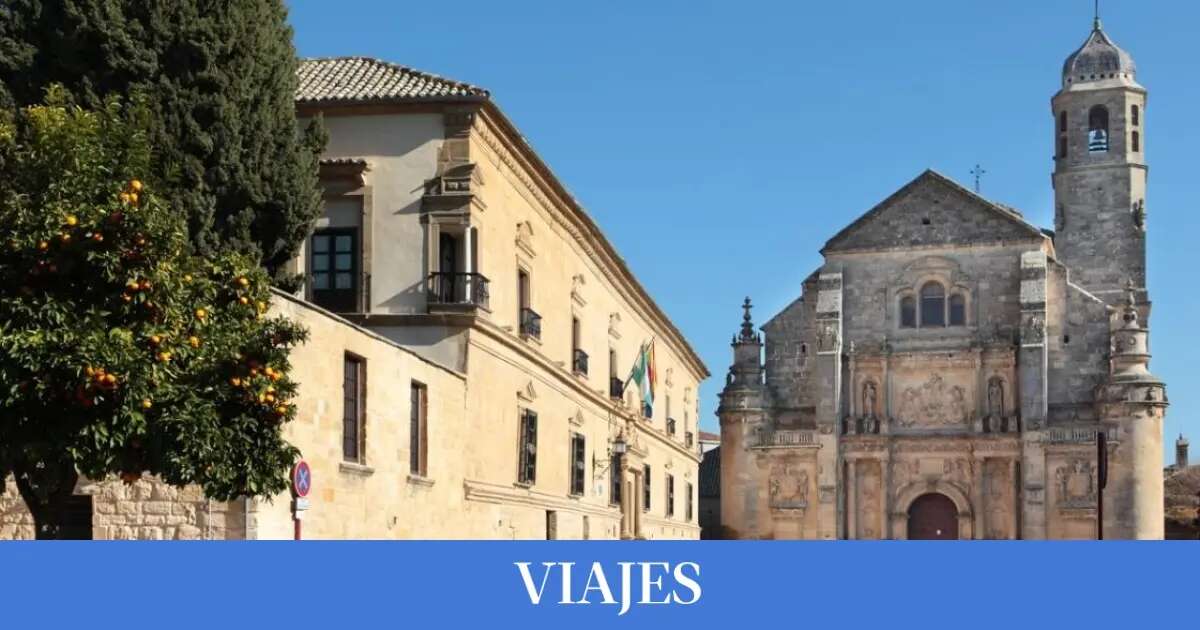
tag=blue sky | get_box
[288,1,1197,452]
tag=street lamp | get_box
[613,432,628,456]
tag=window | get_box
[311,229,358,313]
[1131,104,1140,126]
[686,482,694,522]
[342,354,365,463]
[949,294,966,326]
[1132,131,1140,153]
[608,348,622,398]
[518,409,538,485]
[900,296,917,328]
[410,382,428,476]
[643,465,651,512]
[571,316,587,375]
[1058,137,1068,159]
[518,269,530,311]
[1058,111,1067,133]
[920,282,945,327]
[610,454,622,505]
[666,474,675,518]
[545,510,557,540]
[518,269,541,339]
[570,433,586,496]
[1088,105,1109,152]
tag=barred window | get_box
[410,382,428,476]
[342,354,365,463]
[610,454,622,505]
[643,465,651,512]
[569,433,586,496]
[518,409,538,485]
[686,482,694,522]
[666,474,675,518]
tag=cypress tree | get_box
[0,0,326,285]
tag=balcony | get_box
[609,377,624,399]
[520,307,542,340]
[666,418,677,436]
[427,272,490,310]
[572,349,589,376]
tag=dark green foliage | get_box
[0,0,326,284]
[0,92,307,538]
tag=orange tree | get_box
[0,90,306,538]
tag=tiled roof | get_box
[699,431,719,442]
[296,57,488,105]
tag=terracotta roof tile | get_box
[296,57,488,105]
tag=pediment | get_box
[822,170,1045,254]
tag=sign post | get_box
[291,460,312,541]
[1097,432,1107,540]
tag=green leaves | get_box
[0,96,306,503]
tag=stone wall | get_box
[0,476,244,540]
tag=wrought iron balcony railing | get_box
[520,307,542,340]
[427,272,490,309]
[609,377,624,399]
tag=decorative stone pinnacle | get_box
[739,297,756,342]
[1121,280,1140,327]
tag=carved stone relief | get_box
[818,322,840,353]
[1055,460,1096,510]
[896,374,970,428]
[769,463,809,510]
[1021,313,1045,344]
[857,460,882,539]
[984,459,1012,539]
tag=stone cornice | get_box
[470,318,701,463]
[463,479,620,519]
[472,103,709,381]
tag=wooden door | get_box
[907,493,958,540]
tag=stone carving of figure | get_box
[987,378,1005,424]
[949,386,969,425]
[863,381,877,419]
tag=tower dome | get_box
[1062,18,1137,86]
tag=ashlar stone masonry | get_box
[718,18,1166,540]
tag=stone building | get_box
[718,18,1167,540]
[1,58,708,540]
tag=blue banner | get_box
[2,541,1196,629]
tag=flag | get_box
[627,339,656,413]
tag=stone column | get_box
[845,457,857,540]
[814,271,843,540]
[1017,251,1048,538]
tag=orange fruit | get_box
[230,377,241,387]
[37,241,49,251]
[188,336,201,348]
[157,352,171,363]
[195,308,207,319]
[65,215,78,226]
[236,276,250,287]
[130,180,143,192]
[141,399,152,409]
[149,335,161,346]
[238,296,249,305]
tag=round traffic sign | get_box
[292,460,312,498]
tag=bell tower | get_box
[1051,14,1147,304]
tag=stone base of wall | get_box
[0,475,245,540]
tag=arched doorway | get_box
[907,493,959,540]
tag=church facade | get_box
[717,18,1167,540]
